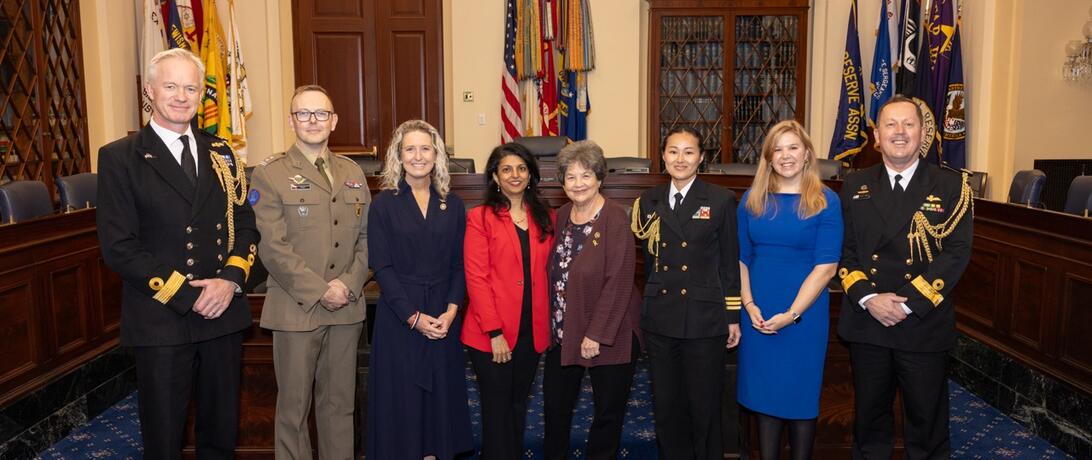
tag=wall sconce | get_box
[1062,6,1092,83]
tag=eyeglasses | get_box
[292,110,333,122]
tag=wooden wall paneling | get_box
[1010,259,1048,351]
[0,269,39,389]
[954,243,1001,328]
[41,252,90,358]
[1059,273,1092,376]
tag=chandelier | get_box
[1062,7,1092,83]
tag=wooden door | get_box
[292,0,444,160]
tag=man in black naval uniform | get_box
[838,95,973,460]
[97,48,258,459]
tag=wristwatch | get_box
[788,310,801,324]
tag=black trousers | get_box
[849,342,950,460]
[132,331,243,460]
[644,331,727,460]
[542,338,638,460]
[467,336,541,460]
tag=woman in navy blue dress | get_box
[365,120,472,459]
[736,120,842,460]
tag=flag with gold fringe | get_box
[828,0,868,166]
[557,0,593,142]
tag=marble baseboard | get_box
[0,347,136,459]
[950,334,1092,458]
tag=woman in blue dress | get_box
[365,120,472,459]
[736,120,842,460]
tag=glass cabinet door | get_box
[731,14,800,164]
[657,15,725,162]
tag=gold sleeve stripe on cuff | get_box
[911,275,944,307]
[841,270,868,291]
[725,305,741,311]
[226,255,252,281]
[152,271,186,304]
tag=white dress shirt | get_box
[149,119,199,177]
[669,176,697,210]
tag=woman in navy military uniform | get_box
[631,126,742,459]
[365,120,472,459]
[736,120,842,460]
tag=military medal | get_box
[355,204,363,217]
[345,180,363,189]
[298,206,309,217]
[692,206,711,219]
[289,174,311,190]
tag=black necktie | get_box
[315,157,331,188]
[673,192,684,215]
[893,174,905,195]
[179,135,196,186]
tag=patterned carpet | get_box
[37,360,1072,459]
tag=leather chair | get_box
[706,162,758,176]
[514,135,568,158]
[0,180,54,224]
[56,173,98,211]
[606,156,651,173]
[816,158,843,180]
[352,156,384,176]
[1085,191,1092,218]
[449,157,476,174]
[1007,169,1046,208]
[1063,175,1092,216]
[967,170,988,198]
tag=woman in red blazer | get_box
[462,143,555,460]
[544,141,643,460]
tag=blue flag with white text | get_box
[869,0,895,127]
[829,0,868,166]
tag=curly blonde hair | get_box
[379,120,451,197]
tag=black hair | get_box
[661,125,704,154]
[483,143,554,241]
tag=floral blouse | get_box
[547,212,599,346]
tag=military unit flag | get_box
[140,0,167,124]
[501,0,594,143]
[868,0,896,127]
[829,0,869,166]
[141,0,253,161]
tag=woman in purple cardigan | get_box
[543,140,643,460]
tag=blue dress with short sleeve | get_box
[736,188,843,419]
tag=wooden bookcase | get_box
[0,0,90,197]
[648,0,808,170]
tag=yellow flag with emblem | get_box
[198,0,230,139]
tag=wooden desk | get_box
[955,199,1092,395]
[0,210,122,407]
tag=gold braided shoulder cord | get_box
[908,172,974,263]
[209,149,248,252]
[630,197,662,271]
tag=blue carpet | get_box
[37,362,1072,459]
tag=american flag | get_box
[501,0,523,143]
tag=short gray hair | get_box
[144,48,205,85]
[556,140,607,182]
